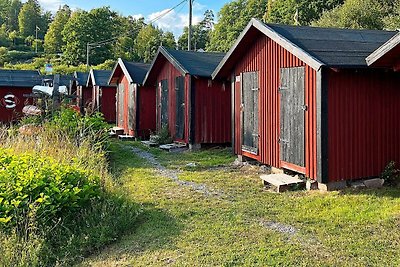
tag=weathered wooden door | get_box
[128,83,136,132]
[279,67,305,167]
[175,76,185,140]
[117,83,124,128]
[160,79,169,128]
[241,72,259,154]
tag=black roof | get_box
[267,23,397,67]
[74,71,89,86]
[0,69,42,87]
[43,74,73,87]
[164,48,226,77]
[90,70,113,86]
[121,60,150,84]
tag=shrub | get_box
[380,161,400,186]
[152,125,173,145]
[0,149,102,228]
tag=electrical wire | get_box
[147,0,188,24]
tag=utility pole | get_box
[35,25,40,53]
[188,0,192,51]
[86,43,90,68]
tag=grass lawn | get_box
[81,141,400,266]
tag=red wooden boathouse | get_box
[87,69,116,123]
[213,18,400,187]
[72,71,90,113]
[108,58,155,138]
[143,47,231,147]
[0,69,41,123]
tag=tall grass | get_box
[0,110,142,266]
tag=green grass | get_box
[81,141,400,266]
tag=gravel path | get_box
[130,146,224,197]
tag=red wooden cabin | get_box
[72,71,90,113]
[87,69,116,123]
[109,58,155,138]
[0,69,41,123]
[213,18,400,188]
[143,47,231,148]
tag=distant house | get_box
[87,69,116,123]
[109,58,155,138]
[212,18,400,188]
[72,71,90,113]
[0,69,42,123]
[143,47,231,148]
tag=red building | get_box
[213,18,400,188]
[87,69,116,123]
[72,71,90,113]
[143,47,231,148]
[0,69,41,123]
[108,59,155,138]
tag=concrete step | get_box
[261,173,305,192]
[159,142,188,153]
[118,135,135,141]
[141,140,159,147]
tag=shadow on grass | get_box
[340,186,400,199]
[116,203,183,254]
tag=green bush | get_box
[0,149,101,227]
[381,161,400,186]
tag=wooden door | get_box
[175,76,185,140]
[241,71,259,154]
[117,83,124,128]
[160,79,169,128]
[128,83,136,132]
[279,67,306,168]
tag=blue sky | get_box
[33,0,231,37]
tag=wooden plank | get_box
[161,79,169,127]
[175,76,185,139]
[260,173,305,192]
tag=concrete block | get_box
[318,181,347,191]
[306,180,319,191]
[189,143,201,151]
[363,178,384,189]
[271,166,284,174]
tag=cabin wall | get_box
[193,78,231,144]
[0,87,32,123]
[138,85,156,138]
[99,86,116,123]
[233,34,318,179]
[327,69,400,181]
[155,60,189,143]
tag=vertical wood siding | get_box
[138,85,156,138]
[0,87,32,123]
[99,86,116,123]
[233,34,317,179]
[328,69,400,181]
[193,79,231,144]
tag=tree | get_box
[114,16,145,61]
[134,24,175,63]
[314,0,386,30]
[44,5,71,53]
[207,0,268,52]
[62,7,120,66]
[7,0,22,31]
[178,10,214,50]
[264,0,344,25]
[18,0,42,38]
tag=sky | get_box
[31,0,232,37]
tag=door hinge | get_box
[301,105,308,111]
[278,86,288,92]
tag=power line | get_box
[147,0,188,24]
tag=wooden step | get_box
[118,135,135,141]
[260,174,305,192]
[159,142,188,153]
[141,140,159,147]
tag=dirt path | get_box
[130,146,224,197]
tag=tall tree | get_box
[114,16,145,61]
[178,10,214,50]
[62,7,121,65]
[18,0,42,38]
[134,24,175,63]
[264,0,344,25]
[7,0,22,31]
[207,0,268,52]
[44,5,71,53]
[314,0,386,29]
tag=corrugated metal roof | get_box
[164,48,226,77]
[91,70,113,86]
[121,60,150,84]
[0,69,42,87]
[266,23,397,67]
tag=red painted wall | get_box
[77,86,92,110]
[194,79,231,144]
[232,34,318,179]
[327,69,400,181]
[0,87,32,123]
[138,85,156,138]
[99,86,116,123]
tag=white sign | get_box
[1,94,17,109]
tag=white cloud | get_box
[131,14,144,20]
[146,8,202,38]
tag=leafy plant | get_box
[380,161,400,186]
[152,125,172,145]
